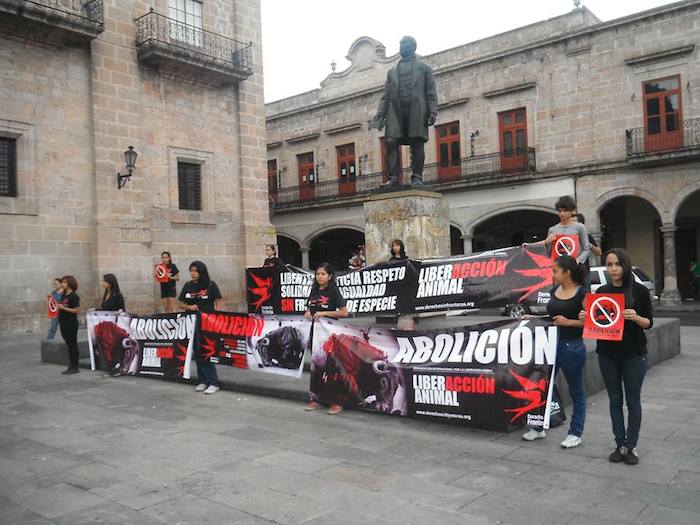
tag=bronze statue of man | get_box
[370,36,438,187]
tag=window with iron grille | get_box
[0,137,17,197]
[168,0,203,46]
[178,161,202,210]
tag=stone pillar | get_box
[301,247,310,270]
[364,189,450,329]
[660,224,681,306]
[462,234,473,256]
[590,231,603,266]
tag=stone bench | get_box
[40,332,91,366]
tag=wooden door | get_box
[297,152,315,202]
[499,109,527,174]
[337,143,356,196]
[643,75,683,153]
[436,121,461,182]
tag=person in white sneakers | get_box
[179,261,223,395]
[522,255,587,448]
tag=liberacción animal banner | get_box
[86,311,196,379]
[246,245,553,315]
[310,317,558,431]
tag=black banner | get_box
[311,317,557,431]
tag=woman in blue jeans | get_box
[523,255,587,448]
[580,248,652,465]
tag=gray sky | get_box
[261,0,677,102]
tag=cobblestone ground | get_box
[1,328,699,525]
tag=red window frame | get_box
[435,121,461,182]
[296,152,315,202]
[336,143,356,196]
[498,108,527,174]
[642,75,683,152]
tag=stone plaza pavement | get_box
[1,328,700,525]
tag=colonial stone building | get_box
[265,0,700,306]
[0,0,273,333]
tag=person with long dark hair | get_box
[57,275,80,375]
[303,263,349,415]
[100,273,125,311]
[158,251,180,313]
[179,261,222,394]
[522,255,587,447]
[581,248,653,465]
[388,239,407,261]
[46,277,62,340]
[263,244,285,270]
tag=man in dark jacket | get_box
[370,36,438,187]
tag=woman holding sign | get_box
[582,248,653,465]
[157,251,180,313]
[303,263,349,415]
[57,275,81,375]
[522,255,587,448]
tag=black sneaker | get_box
[62,367,79,375]
[624,447,640,465]
[609,445,627,463]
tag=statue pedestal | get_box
[364,189,450,329]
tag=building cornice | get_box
[482,83,536,99]
[624,44,695,66]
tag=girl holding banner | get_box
[583,248,653,466]
[523,255,587,448]
[303,263,349,415]
[57,275,81,375]
[157,251,180,313]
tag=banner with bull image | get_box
[199,311,311,378]
[310,317,557,431]
[86,311,196,380]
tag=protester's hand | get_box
[522,314,535,320]
[189,304,199,312]
[545,233,556,244]
[426,113,437,126]
[552,315,570,327]
[623,308,637,321]
[313,312,325,320]
[578,310,586,322]
[304,311,312,321]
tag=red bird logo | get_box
[200,335,217,360]
[248,273,272,311]
[512,249,553,303]
[502,369,548,423]
[174,341,188,377]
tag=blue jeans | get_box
[556,339,587,437]
[598,353,646,448]
[196,359,219,387]
[47,317,59,340]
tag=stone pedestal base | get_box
[660,288,682,307]
[364,189,450,264]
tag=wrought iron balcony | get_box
[0,0,104,41]
[625,117,700,166]
[135,9,253,86]
[270,148,536,213]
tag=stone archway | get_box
[277,234,302,268]
[450,224,465,255]
[470,209,557,253]
[308,227,365,272]
[675,189,700,299]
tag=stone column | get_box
[660,224,681,306]
[364,189,450,329]
[301,247,310,270]
[590,231,603,266]
[462,234,473,256]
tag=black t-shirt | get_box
[307,285,346,314]
[101,292,124,311]
[160,263,179,293]
[263,257,285,270]
[58,291,80,325]
[546,285,585,340]
[388,254,407,261]
[178,280,222,313]
[596,282,653,358]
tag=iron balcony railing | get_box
[135,9,253,78]
[625,117,700,156]
[271,148,536,211]
[5,0,104,27]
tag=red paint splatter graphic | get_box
[512,249,553,303]
[502,369,548,423]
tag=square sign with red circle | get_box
[154,264,170,283]
[583,293,625,341]
[47,295,59,319]
[551,234,580,260]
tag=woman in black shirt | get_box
[179,260,222,395]
[581,248,653,465]
[304,263,349,415]
[158,251,180,313]
[263,244,285,270]
[523,255,586,448]
[388,239,408,261]
[100,273,125,311]
[57,275,81,375]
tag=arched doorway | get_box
[450,225,465,255]
[309,228,365,272]
[675,189,700,299]
[472,210,557,252]
[277,235,302,268]
[599,196,662,291]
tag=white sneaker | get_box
[204,385,220,394]
[561,434,582,448]
[195,383,207,392]
[522,429,546,441]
